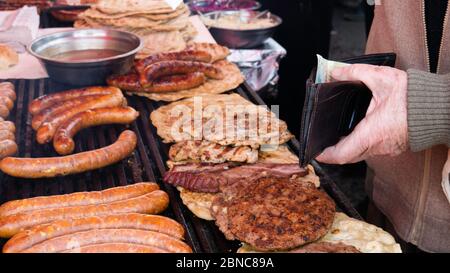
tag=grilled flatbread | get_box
[186,42,230,63]
[150,93,292,145]
[94,0,180,14]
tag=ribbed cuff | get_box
[407,69,450,152]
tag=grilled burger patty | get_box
[211,177,336,251]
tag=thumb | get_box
[331,64,386,93]
[316,119,371,164]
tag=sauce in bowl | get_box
[52,49,125,61]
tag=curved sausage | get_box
[0,96,14,110]
[134,50,212,75]
[141,60,224,87]
[21,228,191,253]
[0,182,159,217]
[61,243,169,253]
[35,89,125,144]
[31,94,108,130]
[0,140,17,159]
[29,86,118,115]
[0,190,169,238]
[3,213,184,253]
[0,121,15,133]
[0,130,137,178]
[147,72,206,93]
[0,130,15,141]
[53,106,139,155]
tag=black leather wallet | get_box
[299,53,397,167]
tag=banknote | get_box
[315,54,350,84]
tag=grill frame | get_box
[0,78,361,252]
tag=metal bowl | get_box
[203,10,282,49]
[28,29,142,86]
[188,0,261,14]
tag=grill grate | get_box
[0,79,360,252]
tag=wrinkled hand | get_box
[316,64,409,164]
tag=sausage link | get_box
[0,121,15,133]
[21,228,191,253]
[28,86,118,115]
[31,94,107,130]
[53,106,139,155]
[0,130,15,141]
[141,60,224,87]
[35,88,125,144]
[0,182,158,217]
[61,243,169,253]
[0,190,169,238]
[107,73,143,92]
[3,213,184,253]
[0,96,14,110]
[148,72,206,93]
[134,50,212,75]
[0,130,137,178]
[0,140,17,159]
[0,82,14,90]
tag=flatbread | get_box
[131,60,244,101]
[80,4,188,20]
[94,0,180,14]
[178,187,216,221]
[238,212,402,253]
[186,42,230,63]
[0,44,18,70]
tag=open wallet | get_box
[299,53,397,167]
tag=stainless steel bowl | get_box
[28,29,142,86]
[203,10,282,49]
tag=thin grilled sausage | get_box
[0,130,15,141]
[134,50,212,75]
[0,182,159,217]
[61,243,169,253]
[3,213,184,253]
[0,130,137,179]
[28,86,118,115]
[53,106,139,155]
[0,140,17,159]
[147,72,206,93]
[0,121,15,133]
[21,228,191,253]
[31,94,108,130]
[141,60,224,87]
[0,190,169,238]
[35,88,125,144]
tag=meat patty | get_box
[211,176,335,251]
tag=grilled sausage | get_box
[31,94,108,130]
[108,72,206,93]
[141,60,224,87]
[134,50,212,75]
[0,182,159,217]
[0,82,14,90]
[0,121,15,133]
[53,106,139,155]
[0,130,15,141]
[61,243,169,253]
[21,228,191,253]
[28,86,119,115]
[35,88,125,144]
[0,140,17,159]
[0,96,14,110]
[3,213,184,253]
[0,190,169,238]
[0,130,137,178]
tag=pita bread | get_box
[150,93,292,147]
[94,0,180,14]
[178,187,216,221]
[80,4,188,20]
[0,44,18,70]
[238,212,402,253]
[131,60,244,102]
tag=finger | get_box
[316,118,372,164]
[331,64,389,93]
